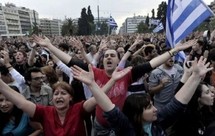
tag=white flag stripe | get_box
[173,0,193,23]
[166,0,214,61]
[174,4,207,40]
[153,23,164,33]
[172,0,202,30]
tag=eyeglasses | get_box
[31,76,46,81]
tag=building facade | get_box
[0,3,40,38]
[40,18,62,36]
[119,15,146,34]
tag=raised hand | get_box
[129,34,143,51]
[0,50,10,65]
[175,39,197,51]
[72,65,94,85]
[32,35,52,47]
[69,38,83,50]
[111,67,132,81]
[183,56,193,76]
[191,56,213,78]
[98,39,108,53]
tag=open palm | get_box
[33,35,52,47]
[192,56,213,78]
[72,65,94,85]
[111,67,132,81]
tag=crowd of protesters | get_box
[0,30,215,136]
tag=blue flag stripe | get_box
[166,0,174,46]
[175,10,212,43]
[166,0,214,62]
[172,0,202,32]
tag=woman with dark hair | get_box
[72,57,213,136]
[0,66,131,136]
[0,86,42,136]
[169,82,215,136]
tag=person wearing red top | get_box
[32,35,197,135]
[0,64,131,136]
[0,80,92,136]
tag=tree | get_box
[100,22,108,35]
[151,9,155,19]
[157,1,167,28]
[78,8,89,35]
[137,21,151,33]
[87,6,95,35]
[145,14,150,26]
[61,18,77,36]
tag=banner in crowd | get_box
[150,19,160,26]
[153,22,164,33]
[107,16,118,30]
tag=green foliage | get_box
[157,1,167,19]
[145,15,149,26]
[151,9,155,19]
[78,6,95,35]
[61,18,77,36]
[137,21,152,33]
[157,1,167,28]
[95,21,108,35]
[28,22,39,36]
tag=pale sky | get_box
[1,0,214,28]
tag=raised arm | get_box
[118,35,142,69]
[72,65,132,112]
[175,56,213,104]
[33,35,72,64]
[91,39,108,66]
[0,76,36,117]
[149,39,197,68]
[27,43,37,66]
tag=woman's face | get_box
[52,87,72,110]
[0,94,14,113]
[47,61,54,67]
[142,101,158,122]
[198,84,214,106]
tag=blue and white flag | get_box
[153,22,164,33]
[166,0,214,61]
[107,16,118,29]
[150,19,160,25]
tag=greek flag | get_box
[107,16,118,29]
[166,0,214,61]
[153,22,164,33]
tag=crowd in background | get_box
[0,30,215,136]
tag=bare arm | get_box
[28,43,37,66]
[118,35,142,68]
[72,65,132,112]
[33,35,71,64]
[149,77,170,94]
[175,57,213,104]
[149,39,197,68]
[0,78,36,117]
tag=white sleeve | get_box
[10,69,26,85]
[56,61,73,84]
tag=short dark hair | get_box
[144,46,154,56]
[17,50,27,58]
[24,67,42,82]
[58,43,69,51]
